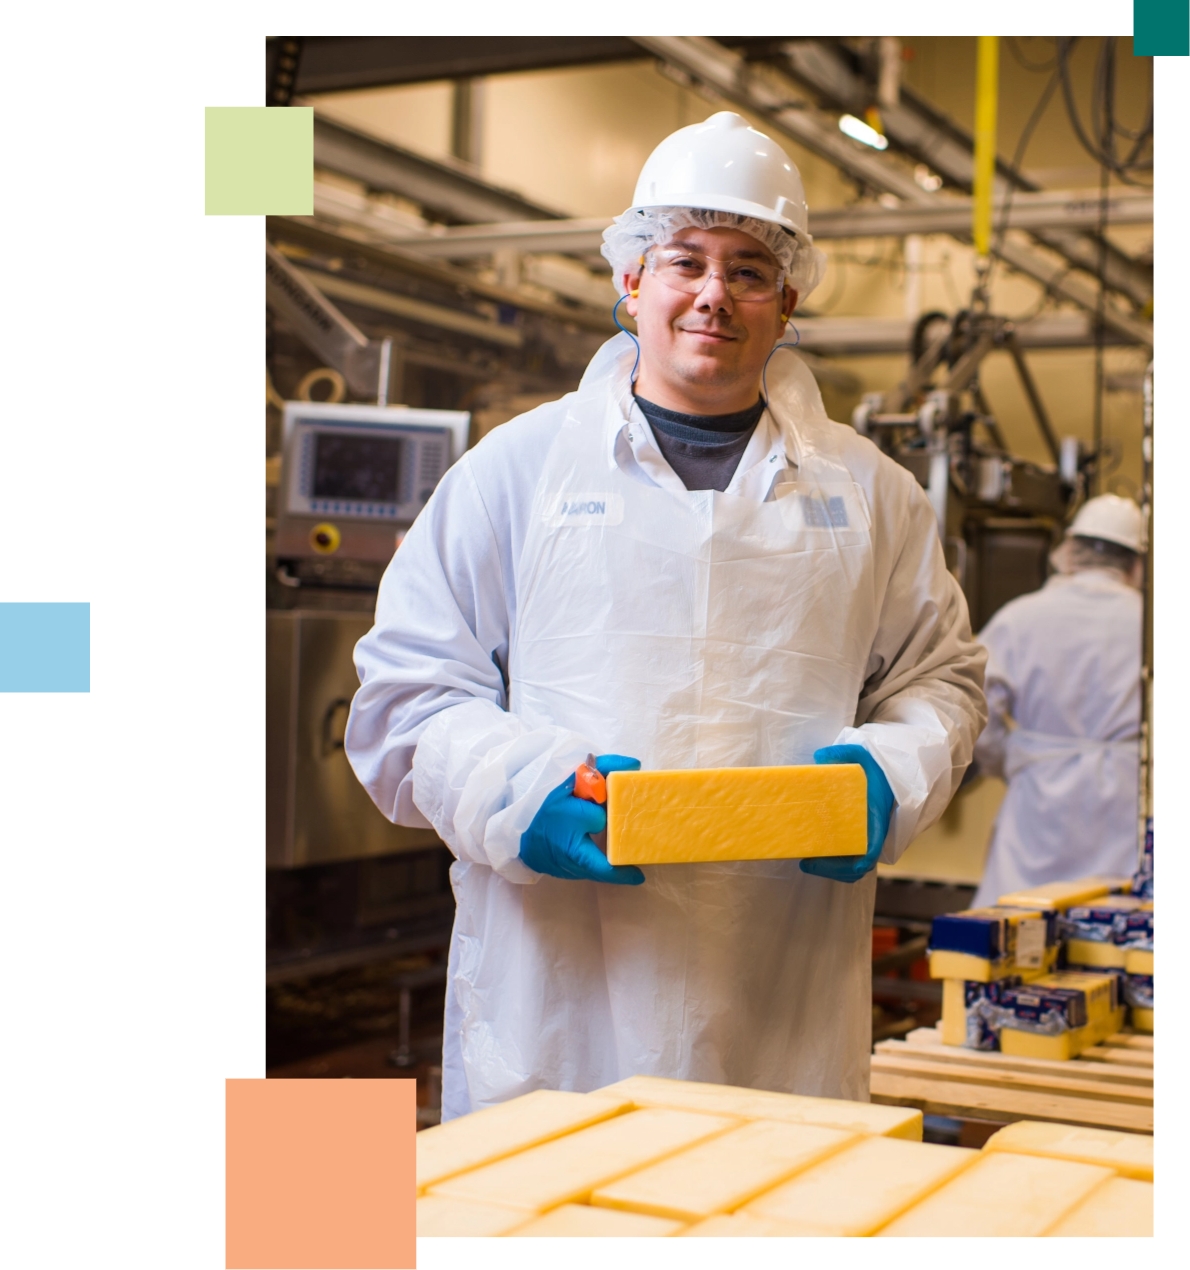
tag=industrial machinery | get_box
[852,307,1089,631]
[267,250,471,875]
[275,400,469,588]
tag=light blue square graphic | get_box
[0,603,90,692]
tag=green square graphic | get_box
[205,107,313,215]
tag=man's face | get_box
[622,225,797,412]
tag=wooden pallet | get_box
[870,1026,1153,1134]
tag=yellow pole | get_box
[972,35,1000,261]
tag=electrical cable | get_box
[1006,36,1058,73]
[983,63,1061,293]
[1055,37,1152,183]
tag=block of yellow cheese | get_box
[416,1089,632,1192]
[594,1074,923,1140]
[743,1137,979,1235]
[998,1025,1090,1061]
[681,1212,806,1237]
[929,948,1055,983]
[1132,1006,1154,1033]
[605,764,866,866]
[996,878,1112,912]
[592,1119,857,1221]
[1066,938,1127,969]
[429,1107,738,1213]
[1045,1177,1154,1236]
[981,1120,1153,1181]
[416,1195,534,1237]
[876,1151,1114,1236]
[1124,947,1154,975]
[510,1203,686,1237]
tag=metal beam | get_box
[632,37,1152,347]
[792,313,1136,355]
[275,36,641,95]
[265,243,395,399]
[267,217,617,336]
[311,115,561,226]
[778,39,1152,311]
[361,189,1150,258]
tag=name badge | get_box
[775,481,870,536]
[544,492,625,528]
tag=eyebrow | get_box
[663,238,775,262]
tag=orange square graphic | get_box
[226,1079,415,1268]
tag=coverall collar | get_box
[605,383,791,502]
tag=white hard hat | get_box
[1068,494,1147,552]
[630,111,812,250]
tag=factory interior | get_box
[263,35,1154,1235]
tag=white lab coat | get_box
[971,569,1142,908]
[346,333,986,1119]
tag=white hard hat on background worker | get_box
[346,110,986,1120]
[971,493,1146,907]
[1067,492,1147,552]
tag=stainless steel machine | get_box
[267,608,445,868]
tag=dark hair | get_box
[1069,535,1140,571]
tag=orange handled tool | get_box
[573,756,607,805]
[573,754,608,850]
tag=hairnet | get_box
[1051,534,1140,579]
[601,206,828,302]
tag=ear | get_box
[780,285,799,326]
[621,269,642,317]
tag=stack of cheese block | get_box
[929,875,1153,1056]
[417,1078,1152,1236]
[1058,894,1154,1035]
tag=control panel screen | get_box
[312,434,404,503]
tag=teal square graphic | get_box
[1135,0,1189,54]
[0,603,90,692]
[205,106,313,215]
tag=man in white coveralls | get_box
[346,112,987,1121]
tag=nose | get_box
[693,269,735,313]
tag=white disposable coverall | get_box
[971,569,1141,908]
[346,333,986,1119]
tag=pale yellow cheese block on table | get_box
[744,1136,979,1235]
[1132,1006,1154,1033]
[875,1151,1114,1236]
[996,878,1113,912]
[416,1089,632,1192]
[594,1074,923,1140]
[509,1203,686,1237]
[682,1212,807,1237]
[416,1195,534,1237]
[981,1120,1153,1181]
[592,1119,857,1222]
[429,1107,738,1213]
[1045,1177,1154,1236]
[605,764,866,866]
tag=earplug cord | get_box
[612,294,641,386]
[762,323,801,405]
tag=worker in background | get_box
[345,112,986,1120]
[971,494,1145,907]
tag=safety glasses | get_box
[644,247,785,302]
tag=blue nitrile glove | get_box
[800,744,895,884]
[519,754,645,885]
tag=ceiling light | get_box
[839,114,889,150]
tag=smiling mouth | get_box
[680,328,736,342]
